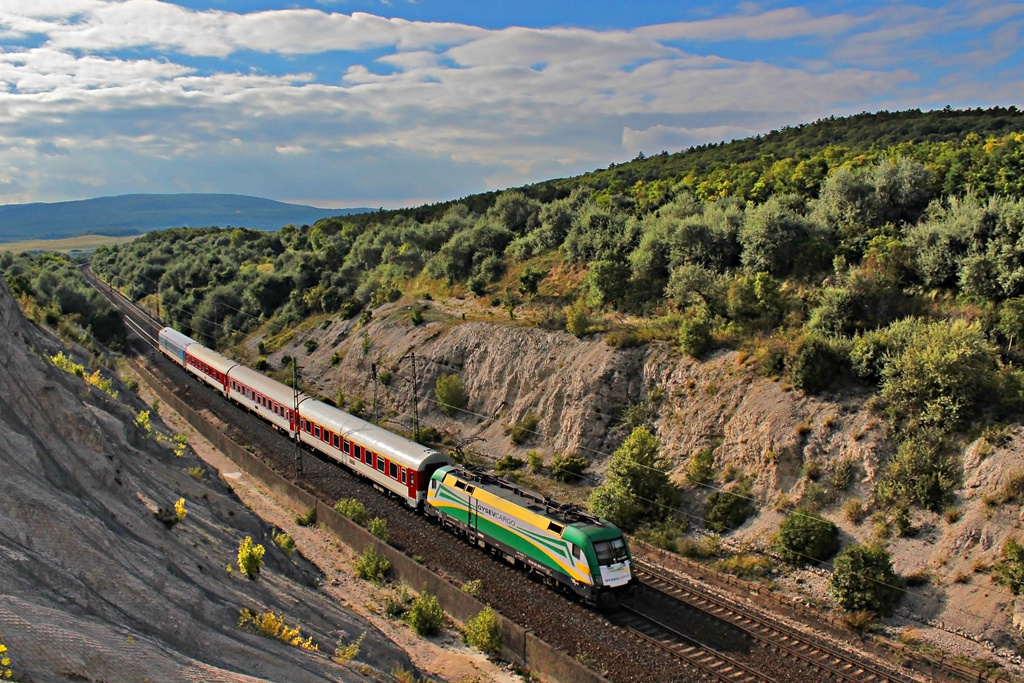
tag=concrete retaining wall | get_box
[135,361,606,683]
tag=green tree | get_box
[678,305,713,358]
[828,544,902,616]
[774,513,840,566]
[880,319,997,434]
[738,195,810,277]
[588,427,680,531]
[995,539,1024,594]
[435,374,468,417]
[998,297,1024,352]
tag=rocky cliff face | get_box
[0,280,411,681]
[282,299,1024,648]
[291,302,890,501]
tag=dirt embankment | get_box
[0,278,415,681]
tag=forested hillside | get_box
[83,107,1024,522]
[11,106,1024,654]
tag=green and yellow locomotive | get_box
[426,465,635,605]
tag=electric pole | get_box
[292,359,303,477]
[400,352,420,443]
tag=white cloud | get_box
[0,2,1019,206]
[636,6,864,42]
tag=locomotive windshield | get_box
[593,537,628,566]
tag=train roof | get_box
[437,465,614,530]
[229,364,306,405]
[186,344,238,374]
[300,399,449,471]
[159,327,198,350]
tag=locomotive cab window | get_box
[571,544,583,561]
[429,478,437,491]
[593,537,628,565]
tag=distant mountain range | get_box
[0,193,371,242]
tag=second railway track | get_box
[84,266,997,683]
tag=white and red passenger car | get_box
[157,327,449,508]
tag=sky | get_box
[0,1,1022,209]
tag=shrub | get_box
[304,338,318,354]
[273,531,296,555]
[334,632,365,664]
[435,374,467,417]
[295,507,317,527]
[678,306,713,358]
[874,430,959,511]
[134,410,152,436]
[237,536,266,579]
[187,465,206,480]
[254,357,269,371]
[828,544,902,616]
[506,412,540,445]
[407,592,445,636]
[349,396,365,418]
[174,497,187,522]
[676,535,723,559]
[830,459,856,490]
[995,539,1024,595]
[334,498,369,525]
[0,633,11,679]
[464,606,503,655]
[788,335,848,394]
[461,579,483,598]
[383,584,413,618]
[703,485,754,533]
[354,546,390,584]
[495,455,525,473]
[844,498,868,525]
[550,452,589,483]
[526,450,544,474]
[774,512,840,566]
[564,300,590,337]
[368,517,389,543]
[635,518,690,552]
[712,553,773,580]
[238,609,317,651]
[686,448,715,486]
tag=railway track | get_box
[82,266,998,683]
[634,559,919,683]
[611,603,780,683]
